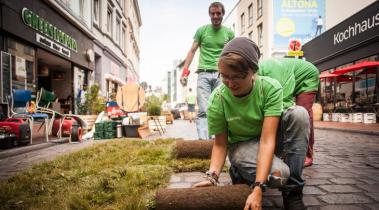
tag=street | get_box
[0,119,378,209]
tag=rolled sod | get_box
[155,184,251,210]
[174,140,213,159]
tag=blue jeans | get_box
[196,71,220,140]
[228,106,309,188]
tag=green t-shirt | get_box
[258,59,296,110]
[194,25,235,70]
[288,59,320,95]
[187,93,196,105]
[258,58,320,108]
[207,76,283,144]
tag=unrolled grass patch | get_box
[0,139,214,210]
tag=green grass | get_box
[0,139,211,210]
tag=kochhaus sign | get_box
[333,12,379,45]
[21,7,78,52]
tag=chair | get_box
[36,88,87,142]
[36,88,60,135]
[9,89,49,144]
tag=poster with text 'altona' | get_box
[273,0,325,50]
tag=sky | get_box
[139,0,236,88]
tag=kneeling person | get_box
[193,37,309,210]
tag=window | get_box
[248,4,253,26]
[241,13,245,33]
[257,0,263,18]
[116,16,121,44]
[257,24,263,47]
[94,0,100,25]
[122,26,126,52]
[107,6,113,36]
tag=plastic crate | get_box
[94,131,104,140]
[363,113,376,124]
[352,113,363,123]
[95,122,104,132]
[122,125,140,138]
[339,114,351,123]
[332,113,340,122]
[322,113,330,121]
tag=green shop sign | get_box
[22,7,77,52]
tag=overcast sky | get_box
[139,0,236,88]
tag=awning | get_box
[104,73,126,85]
[319,71,339,78]
[332,61,379,75]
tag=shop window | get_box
[24,46,34,56]
[7,39,35,91]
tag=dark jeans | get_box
[228,106,310,188]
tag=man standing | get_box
[180,2,234,140]
[315,15,323,36]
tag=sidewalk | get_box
[168,129,379,209]
[314,121,379,135]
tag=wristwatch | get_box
[251,181,267,192]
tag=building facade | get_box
[224,0,374,59]
[0,0,141,116]
[303,1,379,115]
[0,0,95,115]
[91,0,141,100]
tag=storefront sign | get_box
[333,11,379,46]
[110,61,120,77]
[36,33,71,58]
[21,7,77,52]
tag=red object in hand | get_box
[181,68,190,77]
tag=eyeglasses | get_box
[218,72,249,82]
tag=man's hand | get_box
[180,68,190,86]
[192,180,214,188]
[244,187,263,210]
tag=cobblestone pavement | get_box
[0,139,105,179]
[1,119,378,209]
[168,129,379,210]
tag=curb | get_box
[0,142,57,159]
[315,126,379,136]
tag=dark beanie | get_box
[221,37,261,70]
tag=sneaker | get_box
[282,187,306,210]
[304,157,313,167]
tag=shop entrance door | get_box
[36,49,72,111]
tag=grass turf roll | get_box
[154,185,251,210]
[174,140,213,159]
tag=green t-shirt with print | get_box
[194,24,235,70]
[207,76,283,144]
[258,58,296,110]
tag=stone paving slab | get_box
[166,129,379,209]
